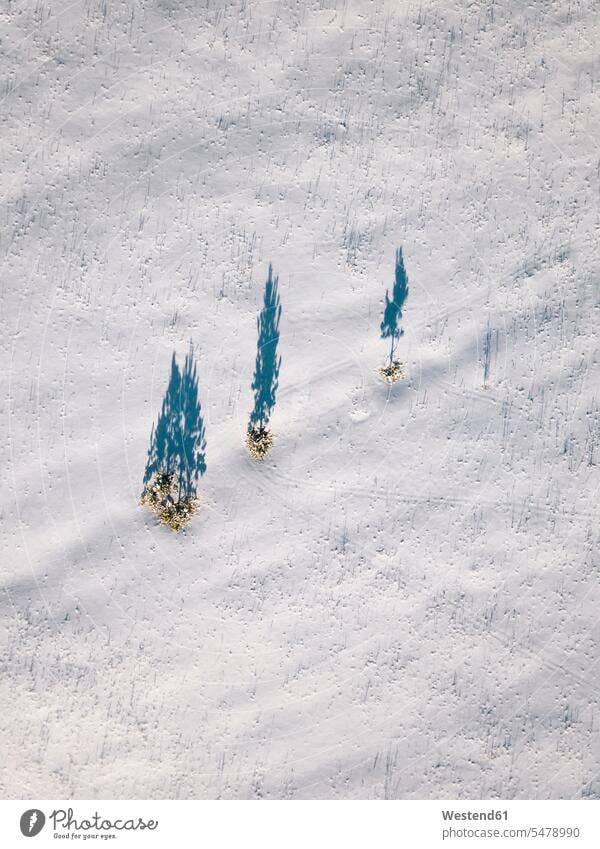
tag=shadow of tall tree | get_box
[380,247,409,381]
[247,265,281,458]
[142,345,206,529]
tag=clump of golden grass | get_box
[246,426,273,459]
[379,360,403,384]
[141,471,199,531]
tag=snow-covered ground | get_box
[1,0,599,798]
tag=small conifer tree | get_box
[380,248,409,382]
[247,265,281,458]
[142,345,206,529]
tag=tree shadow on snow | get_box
[381,247,409,367]
[249,264,282,431]
[143,345,207,501]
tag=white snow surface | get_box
[1,0,600,799]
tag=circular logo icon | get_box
[19,810,45,837]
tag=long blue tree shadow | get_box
[381,247,409,366]
[249,265,282,431]
[143,345,207,500]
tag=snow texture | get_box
[1,0,599,799]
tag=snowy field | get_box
[1,0,599,799]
